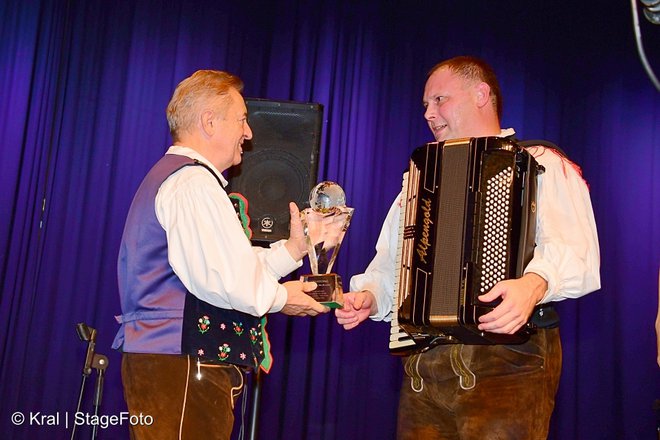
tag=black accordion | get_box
[390,137,543,355]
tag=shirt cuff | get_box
[265,240,303,277]
[523,260,556,304]
[269,284,288,313]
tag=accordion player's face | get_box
[423,67,497,142]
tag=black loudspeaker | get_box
[228,98,323,245]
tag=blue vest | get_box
[112,154,266,369]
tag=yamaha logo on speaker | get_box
[260,216,274,233]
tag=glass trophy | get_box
[300,181,354,308]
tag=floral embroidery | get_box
[249,328,259,344]
[240,353,247,360]
[232,322,244,336]
[197,348,205,357]
[218,343,231,361]
[198,316,211,334]
[220,322,226,330]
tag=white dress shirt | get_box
[154,145,300,317]
[351,131,601,321]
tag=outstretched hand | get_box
[335,290,377,330]
[280,280,330,316]
[477,273,547,334]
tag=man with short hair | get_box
[336,56,600,439]
[113,70,329,439]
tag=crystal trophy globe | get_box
[300,181,354,308]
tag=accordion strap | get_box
[530,304,560,329]
[516,138,568,158]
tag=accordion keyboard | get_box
[389,170,416,353]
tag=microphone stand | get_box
[71,369,89,440]
[248,369,263,440]
[90,353,109,440]
[72,323,108,440]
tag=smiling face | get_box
[166,70,252,171]
[422,66,499,142]
[207,88,253,172]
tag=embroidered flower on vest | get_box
[249,328,259,344]
[198,316,211,334]
[218,343,231,361]
[232,322,244,336]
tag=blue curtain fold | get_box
[1,0,658,439]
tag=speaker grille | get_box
[228,99,323,244]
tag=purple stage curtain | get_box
[1,1,658,439]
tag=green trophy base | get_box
[302,273,344,308]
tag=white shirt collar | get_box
[165,145,228,187]
[500,128,516,137]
